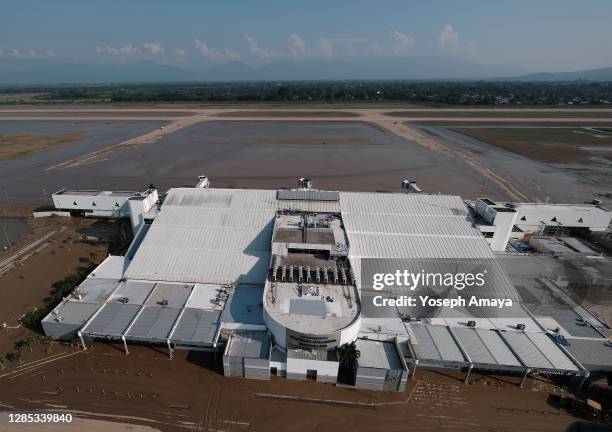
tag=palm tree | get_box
[338,341,361,369]
[7,351,23,364]
[18,337,36,352]
[39,335,54,353]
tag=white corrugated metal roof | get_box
[339,192,519,303]
[357,339,404,369]
[340,192,470,216]
[348,234,494,259]
[137,226,271,252]
[342,193,489,262]
[474,328,522,366]
[277,199,340,213]
[340,192,494,260]
[89,256,129,279]
[125,188,276,285]
[126,248,270,285]
[501,331,579,371]
[409,323,466,363]
[225,330,270,358]
[453,327,521,367]
[125,306,181,341]
[277,190,340,201]
[343,212,481,237]
[43,301,102,325]
[83,303,140,336]
[526,332,579,371]
[162,188,277,210]
[170,308,222,345]
[564,338,612,369]
[154,207,274,228]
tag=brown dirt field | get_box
[449,127,612,164]
[0,133,87,160]
[0,416,162,432]
[0,342,588,432]
[0,218,114,355]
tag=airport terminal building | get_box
[42,181,612,391]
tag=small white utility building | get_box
[470,198,612,251]
[52,188,158,232]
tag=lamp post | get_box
[1,187,9,207]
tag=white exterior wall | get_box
[489,210,518,251]
[269,359,287,374]
[513,204,611,233]
[339,316,362,346]
[263,307,360,350]
[127,191,158,231]
[263,308,287,348]
[52,190,157,226]
[52,191,132,217]
[473,199,517,251]
[286,357,339,382]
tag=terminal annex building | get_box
[42,185,611,391]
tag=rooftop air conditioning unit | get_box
[196,176,210,188]
[298,178,312,189]
[467,320,476,328]
[516,323,526,330]
[401,179,421,193]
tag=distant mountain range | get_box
[0,56,610,85]
[510,66,612,81]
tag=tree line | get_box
[1,80,612,106]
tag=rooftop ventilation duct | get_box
[401,179,422,193]
[298,178,312,189]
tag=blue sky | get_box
[1,0,611,71]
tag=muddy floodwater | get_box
[0,120,512,207]
[0,121,165,206]
[0,217,28,248]
[418,125,612,204]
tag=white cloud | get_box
[194,39,224,61]
[96,45,136,56]
[439,24,459,48]
[245,35,276,59]
[392,30,416,54]
[318,38,333,58]
[96,42,164,57]
[288,34,336,59]
[143,42,164,55]
[5,48,55,58]
[289,33,307,57]
[194,39,239,62]
[224,48,241,60]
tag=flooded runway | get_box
[418,125,611,204]
[0,120,515,207]
[0,121,165,206]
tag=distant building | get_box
[470,198,612,251]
